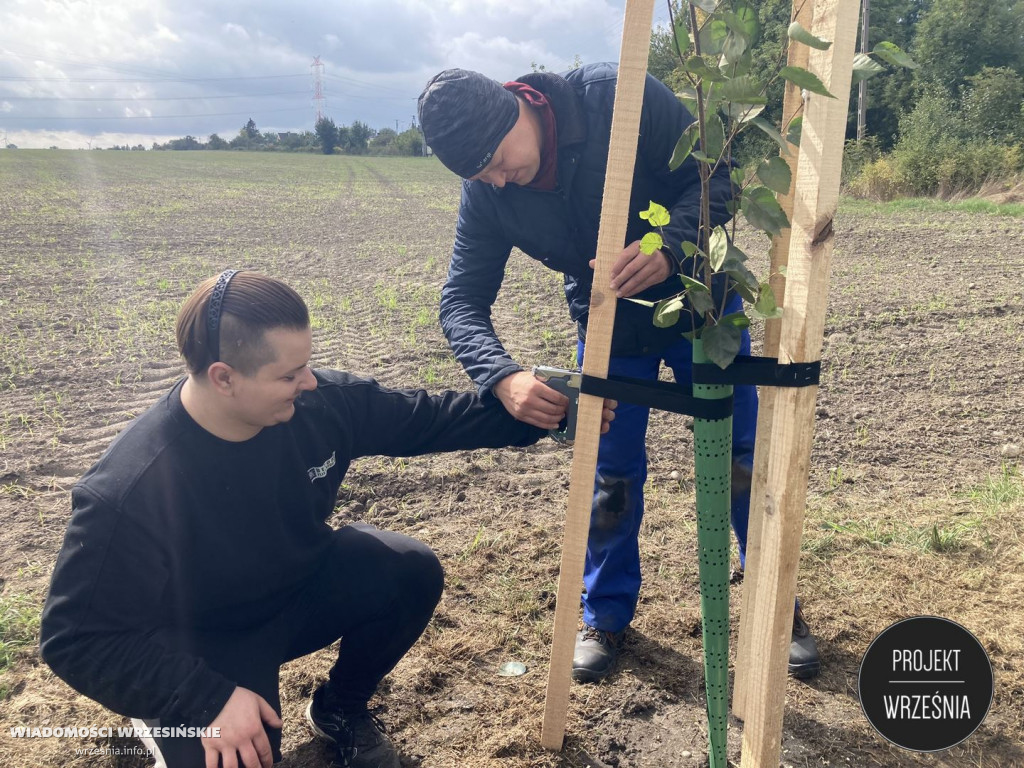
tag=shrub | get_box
[935,143,1023,197]
[961,68,1024,144]
[847,156,909,200]
[898,90,965,150]
[842,137,883,186]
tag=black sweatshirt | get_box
[40,370,543,727]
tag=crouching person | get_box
[40,271,614,768]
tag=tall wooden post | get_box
[540,0,655,750]
[739,1,860,766]
[733,0,812,721]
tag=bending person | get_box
[417,63,820,682]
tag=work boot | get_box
[789,607,821,680]
[306,685,400,768]
[571,624,625,683]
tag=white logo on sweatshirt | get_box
[307,451,336,482]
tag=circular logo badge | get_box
[858,616,993,752]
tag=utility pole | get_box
[857,0,869,140]
[311,56,325,124]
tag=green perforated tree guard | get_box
[692,338,732,768]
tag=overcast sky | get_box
[0,0,671,149]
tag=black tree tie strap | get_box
[580,373,734,421]
[206,269,239,363]
[692,355,820,388]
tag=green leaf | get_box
[751,283,784,320]
[722,28,749,64]
[851,53,886,86]
[726,2,760,44]
[639,232,664,255]
[669,123,699,171]
[702,323,743,369]
[750,117,791,156]
[725,261,759,294]
[780,66,834,98]
[730,167,745,188]
[703,113,725,160]
[680,241,699,260]
[872,41,917,69]
[718,76,766,121]
[703,81,724,115]
[689,287,717,315]
[787,21,832,50]
[719,50,753,78]
[676,88,699,118]
[690,0,718,13]
[698,18,729,57]
[741,185,790,236]
[723,101,765,122]
[623,297,656,307]
[679,273,709,292]
[731,278,757,304]
[722,243,749,268]
[639,201,671,228]
[708,226,728,271]
[720,2,760,62]
[683,56,726,82]
[718,75,766,104]
[654,297,684,328]
[785,115,803,147]
[756,156,792,195]
[719,311,751,329]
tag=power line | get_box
[0,90,309,101]
[1,107,305,121]
[322,73,411,95]
[0,74,308,83]
[0,47,283,84]
[326,89,415,102]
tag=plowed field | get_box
[1,151,1022,768]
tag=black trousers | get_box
[144,524,444,767]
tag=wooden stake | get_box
[540,0,655,750]
[733,0,812,721]
[739,1,860,765]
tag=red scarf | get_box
[503,81,558,190]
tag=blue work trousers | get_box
[577,321,758,633]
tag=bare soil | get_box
[1,152,1022,768]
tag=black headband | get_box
[206,269,239,364]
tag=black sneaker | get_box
[571,624,625,683]
[305,685,400,768]
[789,607,821,680]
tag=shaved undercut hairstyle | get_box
[176,271,310,376]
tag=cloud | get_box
[0,0,667,147]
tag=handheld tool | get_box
[532,366,581,443]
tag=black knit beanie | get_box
[417,68,520,178]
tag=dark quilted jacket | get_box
[439,62,734,395]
